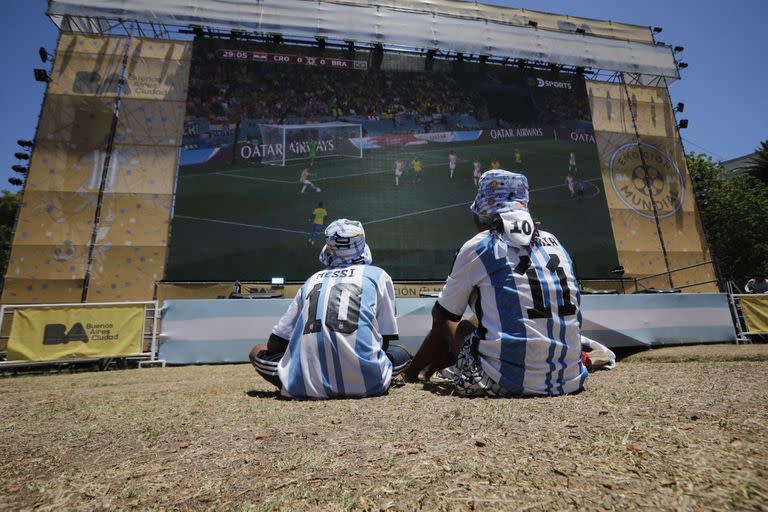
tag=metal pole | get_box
[81,37,132,302]
[620,76,674,288]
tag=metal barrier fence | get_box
[0,301,163,369]
[727,281,768,343]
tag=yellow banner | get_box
[7,306,145,361]
[741,296,768,333]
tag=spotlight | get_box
[678,119,688,129]
[678,62,688,69]
[673,46,685,53]
[17,140,34,148]
[12,165,28,174]
[675,102,685,113]
[575,28,586,34]
[34,69,50,82]
[39,47,49,63]
[653,27,663,33]
[14,152,30,160]
[528,20,538,28]
[8,177,23,186]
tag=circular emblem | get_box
[609,142,685,219]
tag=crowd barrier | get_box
[0,301,161,368]
[159,294,736,365]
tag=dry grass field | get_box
[1,344,767,511]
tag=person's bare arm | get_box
[403,304,467,382]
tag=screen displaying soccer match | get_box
[165,39,620,281]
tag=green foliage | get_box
[0,189,20,276]
[746,140,768,186]
[688,152,768,284]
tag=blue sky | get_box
[1,0,766,189]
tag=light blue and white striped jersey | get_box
[273,264,398,399]
[438,229,588,396]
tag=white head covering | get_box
[319,218,373,268]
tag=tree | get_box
[0,190,20,277]
[746,140,768,186]
[688,152,768,287]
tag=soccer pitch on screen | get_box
[166,137,619,281]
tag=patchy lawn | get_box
[1,344,767,511]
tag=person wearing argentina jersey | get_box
[249,219,412,399]
[404,170,588,396]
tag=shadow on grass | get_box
[246,389,281,399]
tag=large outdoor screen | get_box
[166,39,619,281]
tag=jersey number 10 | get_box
[303,283,362,335]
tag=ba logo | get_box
[43,323,89,345]
[609,142,685,220]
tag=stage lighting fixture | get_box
[14,152,30,160]
[39,47,48,63]
[528,20,538,28]
[673,46,685,53]
[678,62,688,69]
[575,28,586,34]
[675,102,685,113]
[17,140,34,148]
[653,27,663,33]
[8,177,23,186]
[678,119,688,129]
[315,36,326,50]
[34,69,50,82]
[12,165,28,174]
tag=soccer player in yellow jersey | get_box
[490,158,501,170]
[411,157,423,183]
[309,201,328,245]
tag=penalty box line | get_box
[211,161,455,185]
[210,139,560,183]
[174,177,604,235]
[364,178,603,225]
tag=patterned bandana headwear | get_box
[470,170,529,222]
[471,170,534,252]
[319,218,373,268]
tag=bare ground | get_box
[1,344,767,511]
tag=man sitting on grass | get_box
[250,219,412,398]
[404,170,589,396]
